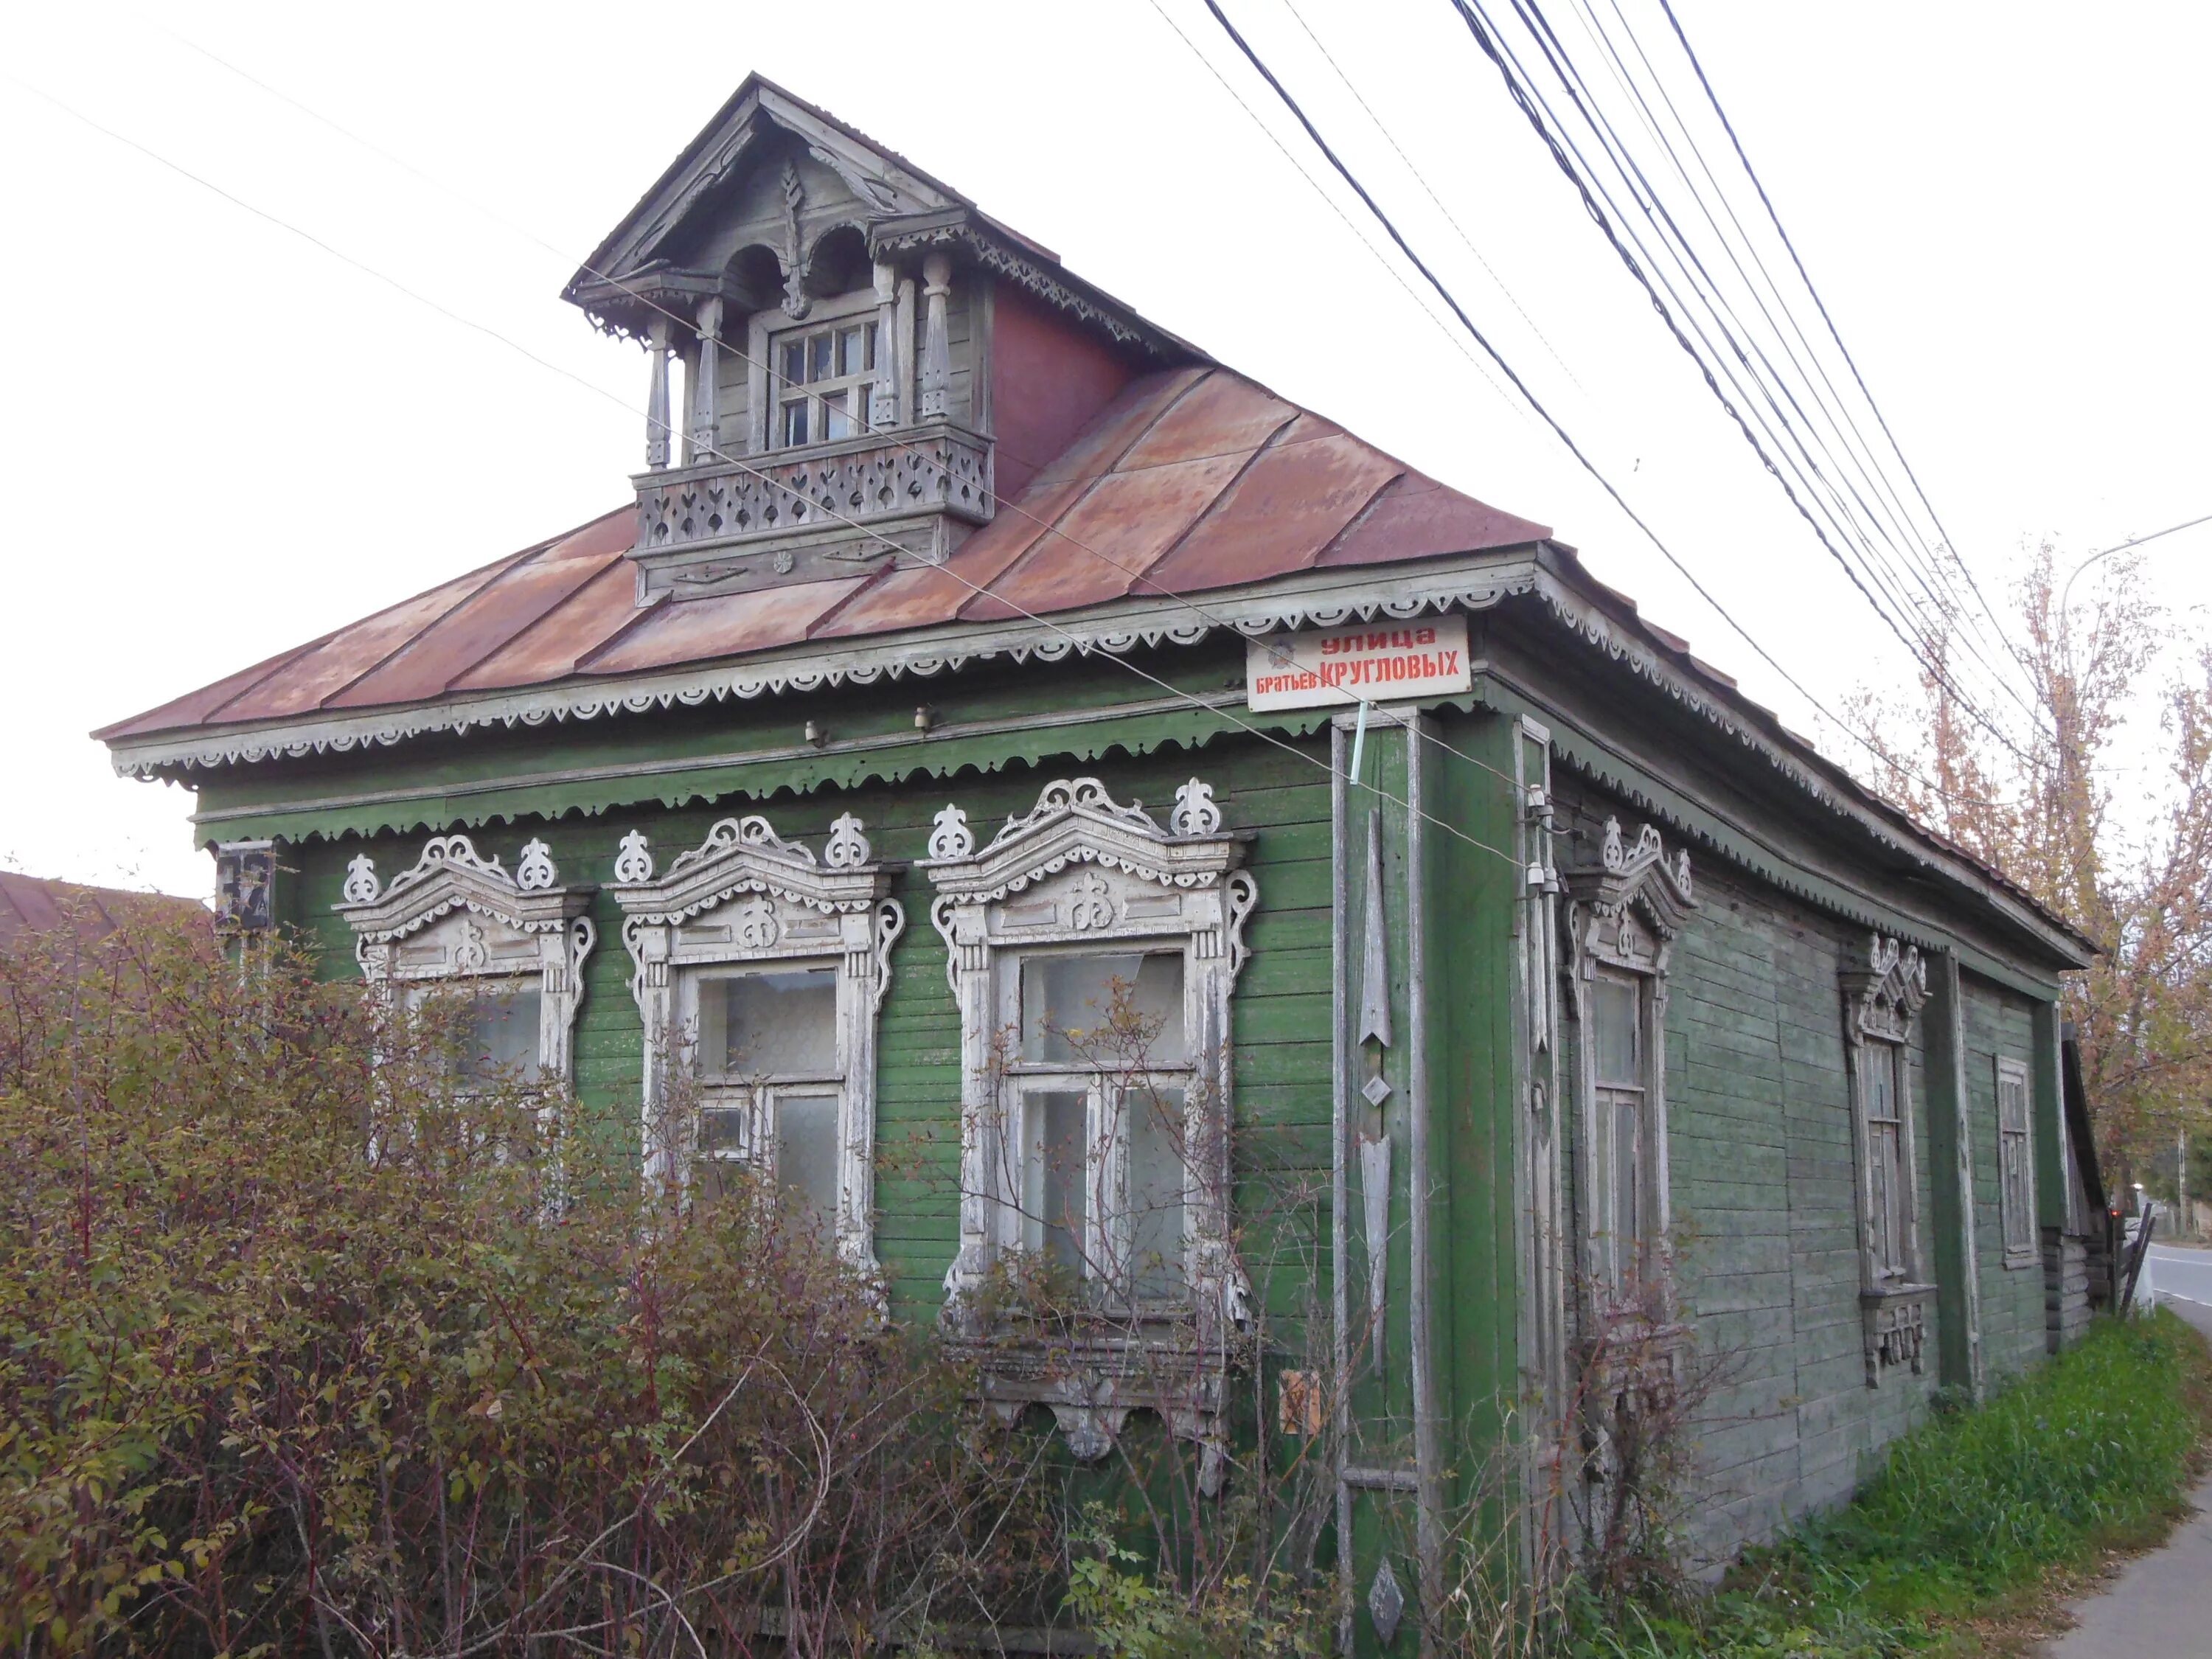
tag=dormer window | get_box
[774,313,879,448]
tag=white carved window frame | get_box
[922,778,1257,1479]
[1561,818,1696,1324]
[609,814,902,1273]
[335,834,597,1088]
[1841,933,1937,1384]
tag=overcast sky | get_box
[4,1,2207,898]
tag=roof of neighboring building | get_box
[0,874,208,950]
[97,366,1549,745]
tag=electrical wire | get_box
[1179,0,2004,803]
[1440,0,2037,765]
[1486,0,2045,738]
[5,68,1535,877]
[1653,0,2022,668]
[1276,0,1587,394]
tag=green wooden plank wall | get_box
[274,731,1343,1341]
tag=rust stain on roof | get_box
[99,368,1551,742]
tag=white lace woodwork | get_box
[610,813,902,1273]
[923,776,1257,1484]
[1840,933,1937,1385]
[1562,818,1697,1324]
[335,834,597,1084]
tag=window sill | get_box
[1860,1281,1935,1385]
[949,1312,1251,1492]
[2002,1248,2042,1271]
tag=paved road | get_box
[2041,1253,2212,1656]
[2143,1241,2212,1313]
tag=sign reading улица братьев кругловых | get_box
[1245,615,1472,712]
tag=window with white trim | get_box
[1840,933,1934,1381]
[609,813,902,1269]
[922,776,1257,1477]
[1004,948,1192,1301]
[1588,967,1649,1301]
[773,317,878,448]
[335,834,595,1095]
[1862,1040,1910,1282]
[1562,817,1695,1318]
[689,965,845,1227]
[1997,1056,2036,1259]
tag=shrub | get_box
[0,919,1057,1655]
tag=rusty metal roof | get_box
[99,367,1549,743]
[0,874,209,950]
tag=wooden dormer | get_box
[566,77,1203,604]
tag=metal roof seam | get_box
[1097,397,1306,602]
[390,532,637,700]
[302,542,556,715]
[1304,468,1411,571]
[953,368,1223,620]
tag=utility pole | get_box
[2182,1126,2191,1239]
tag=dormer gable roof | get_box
[562,74,1200,363]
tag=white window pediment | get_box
[337,835,597,1085]
[611,813,902,1273]
[925,778,1256,1486]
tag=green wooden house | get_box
[99,76,2101,1643]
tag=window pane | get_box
[780,340,806,387]
[706,969,837,1077]
[1127,1082,1186,1297]
[1025,1088,1089,1276]
[822,391,851,441]
[776,1091,841,1229]
[462,985,540,1083]
[699,1104,746,1155]
[1020,953,1184,1065]
[780,399,808,448]
[837,325,865,377]
[1591,975,1639,1086]
[863,321,878,372]
[1868,1122,1895,1272]
[809,333,833,382]
[1611,1093,1640,1276]
[1868,1057,1894,1124]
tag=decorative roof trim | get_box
[869,213,1192,361]
[109,554,1546,778]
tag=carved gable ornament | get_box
[608,814,903,1263]
[335,834,597,1080]
[1841,933,1930,1046]
[1562,817,1698,975]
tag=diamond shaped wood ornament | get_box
[1362,1071,1394,1109]
[1368,1554,1405,1646]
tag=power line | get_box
[6,68,1533,877]
[1440,0,2037,765]
[1276,0,1587,393]
[1652,0,2021,669]
[1183,0,2010,800]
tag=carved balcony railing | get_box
[630,421,993,601]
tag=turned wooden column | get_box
[918,250,951,420]
[869,259,900,429]
[689,296,723,463]
[644,315,672,470]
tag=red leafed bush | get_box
[0,917,1057,1656]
